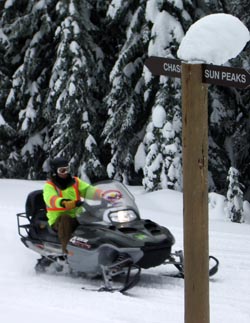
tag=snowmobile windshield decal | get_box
[102,190,122,203]
[70,236,91,249]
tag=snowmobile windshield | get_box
[83,180,140,224]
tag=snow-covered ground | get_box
[0,179,250,323]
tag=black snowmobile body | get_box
[17,180,219,293]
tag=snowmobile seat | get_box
[25,190,58,242]
[25,190,47,223]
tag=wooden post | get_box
[182,63,209,323]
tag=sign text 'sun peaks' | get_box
[202,64,250,89]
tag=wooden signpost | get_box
[145,56,250,323]
[182,63,209,323]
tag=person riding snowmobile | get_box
[43,157,103,254]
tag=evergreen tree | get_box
[226,0,250,199]
[102,1,149,183]
[142,81,182,191]
[0,0,249,199]
[191,0,250,195]
[226,166,244,223]
[207,87,237,192]
[45,0,105,181]
[0,0,55,178]
[0,0,106,180]
[140,0,189,191]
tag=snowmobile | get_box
[17,180,219,293]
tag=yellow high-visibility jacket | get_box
[43,176,102,226]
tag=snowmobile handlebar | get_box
[75,189,122,212]
[75,198,109,213]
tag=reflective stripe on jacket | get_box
[43,177,102,226]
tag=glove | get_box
[61,199,76,210]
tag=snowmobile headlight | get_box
[109,210,137,223]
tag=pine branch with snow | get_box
[226,167,244,223]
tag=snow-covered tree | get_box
[0,0,249,200]
[225,0,250,199]
[207,87,236,192]
[140,0,187,191]
[0,0,54,178]
[45,0,105,181]
[142,83,182,191]
[0,0,106,180]
[102,1,149,183]
[192,0,250,196]
[226,167,244,223]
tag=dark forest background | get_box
[0,0,249,200]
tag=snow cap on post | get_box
[177,13,250,65]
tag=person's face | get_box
[57,166,70,179]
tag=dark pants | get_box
[53,214,79,254]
